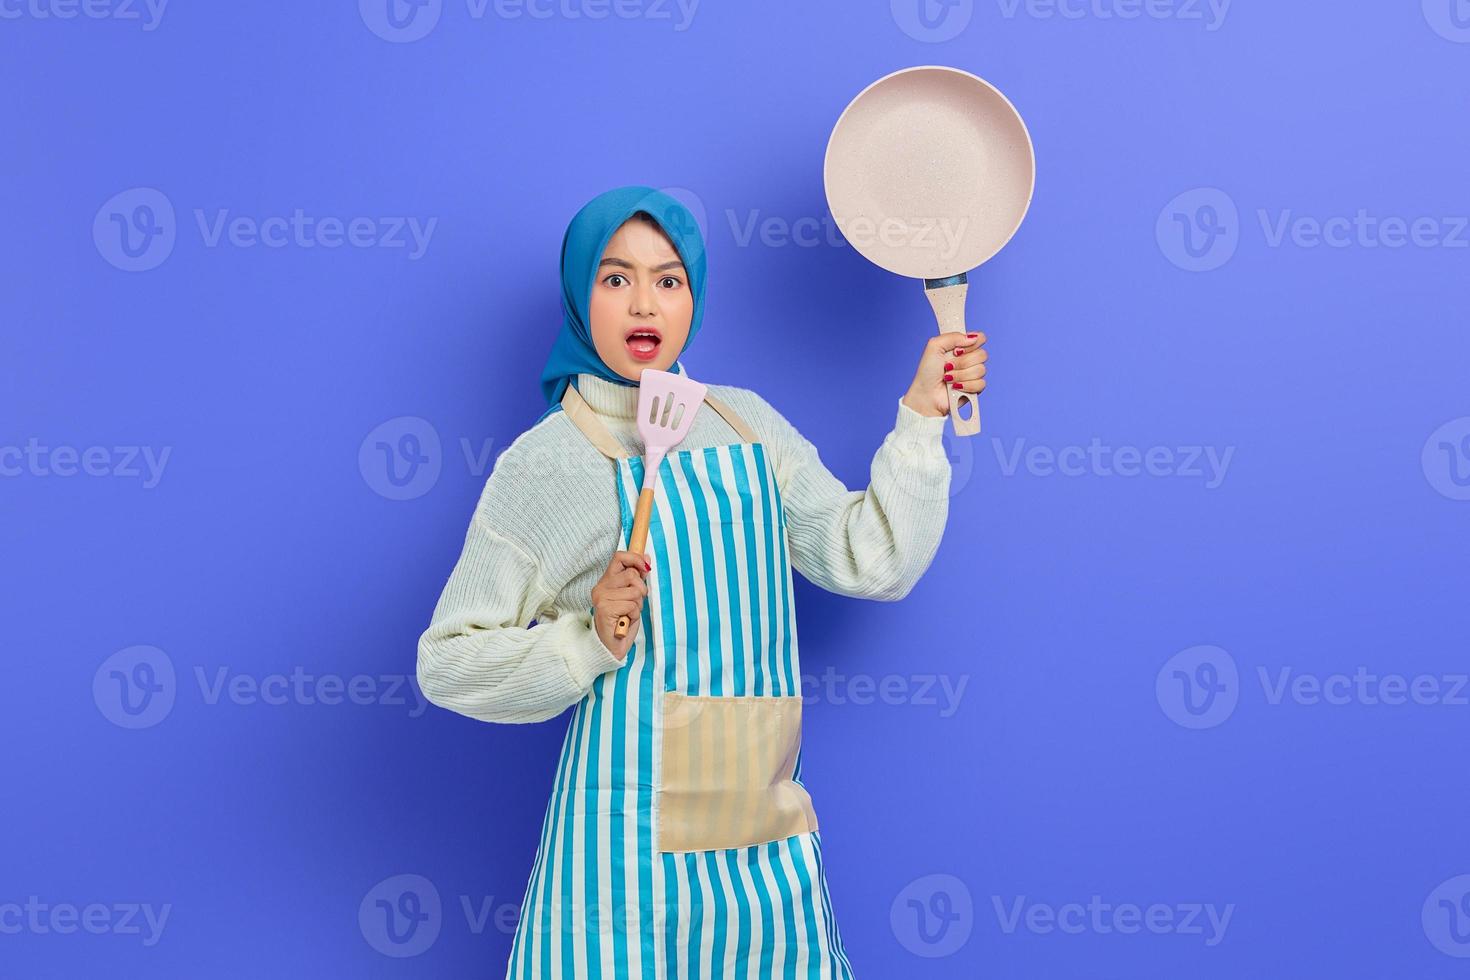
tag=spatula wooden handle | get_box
[614,486,656,639]
[923,275,981,437]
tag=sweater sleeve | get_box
[416,499,625,725]
[744,392,953,602]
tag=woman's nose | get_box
[630,281,658,315]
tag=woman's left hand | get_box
[901,331,987,418]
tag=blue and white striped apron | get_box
[505,386,856,979]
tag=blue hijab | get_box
[536,186,708,424]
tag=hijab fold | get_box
[535,186,707,424]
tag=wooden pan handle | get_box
[614,486,656,639]
[923,274,981,437]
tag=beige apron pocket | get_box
[657,690,819,853]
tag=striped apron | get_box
[505,385,856,979]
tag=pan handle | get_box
[923,274,981,436]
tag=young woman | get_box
[417,185,984,978]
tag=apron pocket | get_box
[657,690,819,853]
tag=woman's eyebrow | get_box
[598,257,686,272]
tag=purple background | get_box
[4,0,1469,976]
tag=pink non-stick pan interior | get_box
[824,66,1036,281]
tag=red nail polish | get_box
[644,561,651,571]
[951,382,963,389]
[944,362,953,371]
[943,374,953,382]
[968,332,979,337]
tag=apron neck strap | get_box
[560,382,759,460]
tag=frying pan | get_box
[824,65,1036,436]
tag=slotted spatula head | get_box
[635,368,707,486]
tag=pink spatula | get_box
[614,367,709,639]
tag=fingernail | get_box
[944,362,953,371]
[968,332,978,337]
[644,561,651,571]
[943,374,953,382]
[952,382,963,389]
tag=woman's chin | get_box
[616,350,672,379]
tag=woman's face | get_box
[588,216,693,381]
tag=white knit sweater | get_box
[416,372,953,724]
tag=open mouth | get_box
[625,328,662,361]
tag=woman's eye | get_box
[606,274,627,287]
[659,277,682,289]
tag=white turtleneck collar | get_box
[573,373,640,419]
[572,362,688,420]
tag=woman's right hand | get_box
[591,550,651,660]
